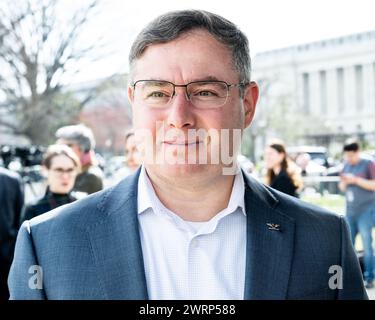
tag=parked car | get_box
[287,146,332,168]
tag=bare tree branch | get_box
[0,0,105,144]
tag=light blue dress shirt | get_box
[137,166,247,299]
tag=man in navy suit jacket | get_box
[8,10,367,300]
[0,167,23,300]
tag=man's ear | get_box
[127,86,134,103]
[243,81,259,128]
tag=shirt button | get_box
[191,238,199,248]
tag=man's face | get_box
[344,151,360,165]
[128,29,258,179]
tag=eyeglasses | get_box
[51,167,76,176]
[132,80,247,109]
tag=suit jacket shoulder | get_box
[8,171,144,300]
[242,173,367,300]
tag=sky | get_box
[67,0,375,83]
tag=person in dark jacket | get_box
[264,140,303,197]
[55,124,104,195]
[22,145,80,221]
[0,167,24,300]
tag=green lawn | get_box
[301,193,375,251]
[301,193,345,215]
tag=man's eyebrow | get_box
[189,76,221,82]
[137,76,222,84]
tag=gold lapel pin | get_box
[266,223,281,231]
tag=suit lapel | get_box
[87,169,148,299]
[242,175,295,299]
[86,169,295,300]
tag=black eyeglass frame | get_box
[131,79,248,101]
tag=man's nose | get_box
[167,88,195,129]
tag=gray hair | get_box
[55,124,95,153]
[128,10,251,84]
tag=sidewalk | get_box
[367,287,375,300]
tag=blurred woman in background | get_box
[22,144,80,221]
[264,140,303,197]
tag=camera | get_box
[0,145,46,183]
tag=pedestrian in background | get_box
[339,139,375,289]
[109,130,142,186]
[0,167,24,300]
[295,152,311,176]
[56,124,104,195]
[125,130,142,172]
[21,145,80,222]
[264,140,303,197]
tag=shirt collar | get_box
[137,165,246,218]
[137,165,154,215]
